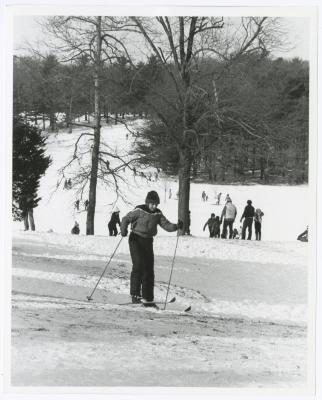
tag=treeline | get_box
[13,53,308,184]
[133,55,309,185]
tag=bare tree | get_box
[129,16,286,234]
[41,16,134,234]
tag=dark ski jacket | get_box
[108,212,121,227]
[241,205,255,219]
[121,204,177,238]
[203,218,216,232]
[71,225,80,234]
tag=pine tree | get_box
[12,117,51,222]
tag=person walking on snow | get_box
[254,208,264,240]
[121,191,183,306]
[108,207,121,236]
[240,200,255,240]
[74,199,80,211]
[220,199,237,239]
[203,213,217,238]
[202,191,206,201]
[216,192,222,205]
[225,194,231,203]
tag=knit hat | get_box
[145,191,160,205]
[247,200,252,205]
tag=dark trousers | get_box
[242,218,253,240]
[221,219,234,239]
[129,232,154,301]
[255,221,262,240]
[23,209,35,231]
[108,223,118,236]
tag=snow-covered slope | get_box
[13,120,309,241]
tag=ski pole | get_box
[163,233,180,310]
[86,236,123,301]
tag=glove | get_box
[177,220,183,230]
[121,230,128,237]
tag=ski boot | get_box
[131,295,142,304]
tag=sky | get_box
[12,15,311,61]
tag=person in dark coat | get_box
[121,191,182,306]
[203,213,216,238]
[213,216,221,238]
[19,194,36,231]
[254,208,264,240]
[240,200,255,240]
[84,199,89,210]
[297,227,308,242]
[71,221,80,234]
[108,207,121,236]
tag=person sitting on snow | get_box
[71,221,80,235]
[121,191,183,307]
[297,226,308,242]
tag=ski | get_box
[118,296,176,306]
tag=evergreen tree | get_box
[12,117,52,221]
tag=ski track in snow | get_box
[12,268,306,324]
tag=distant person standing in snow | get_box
[19,194,36,231]
[84,199,89,210]
[71,221,80,234]
[240,200,255,240]
[203,213,216,238]
[220,199,237,239]
[225,194,231,203]
[74,199,80,211]
[108,207,121,236]
[121,191,182,306]
[216,192,222,205]
[169,188,172,199]
[202,191,206,201]
[254,208,264,240]
[184,210,191,235]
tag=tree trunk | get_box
[177,148,191,236]
[42,114,46,130]
[86,16,102,235]
[68,96,73,133]
[115,112,118,124]
[49,112,56,131]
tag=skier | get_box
[19,194,36,231]
[84,199,89,210]
[71,221,80,235]
[108,207,121,236]
[120,191,183,306]
[203,213,216,238]
[240,200,255,240]
[254,208,264,240]
[220,199,237,239]
[74,199,80,211]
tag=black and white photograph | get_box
[1,3,320,395]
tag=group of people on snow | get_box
[203,198,264,240]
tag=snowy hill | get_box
[13,119,308,240]
[11,119,309,387]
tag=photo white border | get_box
[1,1,320,399]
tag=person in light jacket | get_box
[121,191,183,306]
[220,199,237,239]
